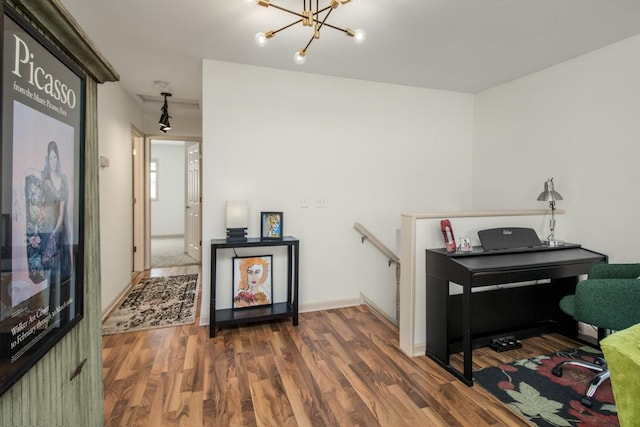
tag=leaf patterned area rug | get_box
[473,346,619,427]
[102,274,199,335]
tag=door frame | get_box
[131,127,145,272]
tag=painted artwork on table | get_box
[232,255,273,309]
[260,212,283,240]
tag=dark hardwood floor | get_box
[102,266,580,426]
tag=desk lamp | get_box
[537,178,564,246]
[226,201,248,242]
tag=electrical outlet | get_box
[316,197,328,208]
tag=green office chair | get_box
[551,263,640,407]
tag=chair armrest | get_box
[600,323,640,427]
[589,263,640,280]
[575,279,640,331]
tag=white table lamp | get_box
[226,201,248,242]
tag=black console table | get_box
[425,245,607,386]
[209,236,299,337]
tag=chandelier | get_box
[254,0,366,64]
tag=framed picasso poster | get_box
[0,8,85,396]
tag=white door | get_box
[186,142,201,260]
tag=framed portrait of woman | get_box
[260,211,283,240]
[0,8,85,397]
[232,255,273,309]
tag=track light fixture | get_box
[158,92,172,133]
[254,0,366,64]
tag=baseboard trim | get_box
[413,342,426,357]
[101,275,139,322]
[359,292,397,327]
[299,298,360,313]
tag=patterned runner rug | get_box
[102,274,199,335]
[474,346,619,427]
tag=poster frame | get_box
[0,6,86,397]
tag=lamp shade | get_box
[226,201,248,229]
[537,178,563,202]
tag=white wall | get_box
[201,60,474,323]
[472,34,640,262]
[150,142,185,236]
[97,82,143,312]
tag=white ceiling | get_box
[58,0,640,114]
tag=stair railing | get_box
[353,222,400,323]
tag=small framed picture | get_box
[232,255,273,309]
[261,211,283,240]
[458,237,473,252]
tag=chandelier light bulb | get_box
[255,32,268,46]
[293,50,306,65]
[353,28,366,44]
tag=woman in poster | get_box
[40,141,72,291]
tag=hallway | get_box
[150,236,199,268]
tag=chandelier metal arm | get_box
[316,21,348,33]
[267,3,329,20]
[271,15,347,37]
[261,4,332,42]
[301,5,334,53]
[271,19,304,36]
[302,34,315,53]
[268,4,334,36]
[311,6,332,17]
[269,3,304,18]
[315,5,334,35]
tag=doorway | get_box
[132,135,202,271]
[149,138,201,268]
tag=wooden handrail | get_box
[353,222,399,265]
[354,222,401,324]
